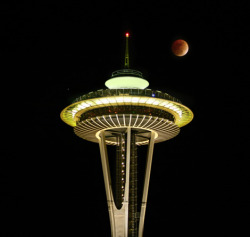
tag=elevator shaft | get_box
[128,131,138,237]
[115,131,138,236]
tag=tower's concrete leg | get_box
[138,131,156,237]
[99,130,116,236]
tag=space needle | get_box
[60,33,193,237]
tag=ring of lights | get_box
[74,114,180,145]
[60,95,193,128]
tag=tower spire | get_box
[125,32,130,68]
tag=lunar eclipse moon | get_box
[171,39,189,56]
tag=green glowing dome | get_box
[105,76,149,89]
[105,69,149,89]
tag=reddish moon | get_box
[171,39,189,57]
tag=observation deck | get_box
[60,88,193,145]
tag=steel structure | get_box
[60,33,193,237]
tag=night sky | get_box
[1,1,250,236]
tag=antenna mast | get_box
[125,33,130,68]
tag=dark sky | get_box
[1,1,250,236]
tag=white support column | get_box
[98,130,116,236]
[138,131,156,237]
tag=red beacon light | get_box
[125,32,130,38]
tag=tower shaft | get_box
[98,128,156,237]
[128,131,138,237]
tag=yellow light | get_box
[145,98,155,105]
[132,97,140,103]
[159,101,169,106]
[101,98,109,104]
[153,100,160,105]
[124,97,132,103]
[139,97,148,103]
[107,97,117,103]
[95,99,103,105]
[60,95,193,128]
[116,97,124,103]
